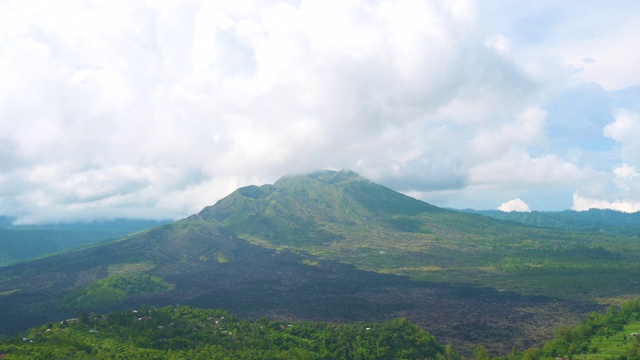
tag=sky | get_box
[1,0,640,224]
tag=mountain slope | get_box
[198,170,442,247]
[1,218,577,355]
[1,169,635,355]
[195,170,640,303]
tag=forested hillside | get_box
[0,306,452,359]
[497,299,640,360]
[462,209,640,236]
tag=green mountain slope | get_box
[1,169,637,355]
[197,170,640,302]
[199,170,442,247]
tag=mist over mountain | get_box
[0,219,170,267]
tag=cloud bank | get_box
[1,0,639,223]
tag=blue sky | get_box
[1,0,640,223]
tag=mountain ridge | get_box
[462,208,640,236]
[0,219,170,267]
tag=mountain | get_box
[3,169,638,355]
[0,219,171,267]
[460,209,640,236]
[198,169,443,247]
[195,170,640,302]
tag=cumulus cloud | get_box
[570,163,640,214]
[467,107,546,162]
[572,193,640,213]
[0,0,639,222]
[570,111,640,212]
[498,198,531,212]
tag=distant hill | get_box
[0,219,171,266]
[4,169,638,355]
[461,209,640,236]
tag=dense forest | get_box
[0,306,453,359]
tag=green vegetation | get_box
[61,275,173,308]
[496,300,640,360]
[0,306,452,359]
[195,170,640,302]
[463,209,640,236]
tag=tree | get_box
[474,345,490,360]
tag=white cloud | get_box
[572,193,640,213]
[559,19,640,91]
[570,161,640,215]
[0,0,639,222]
[604,110,640,166]
[613,163,640,192]
[498,198,530,212]
[571,111,640,212]
[458,107,593,196]
[468,152,589,189]
[467,107,546,162]
[479,1,640,91]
